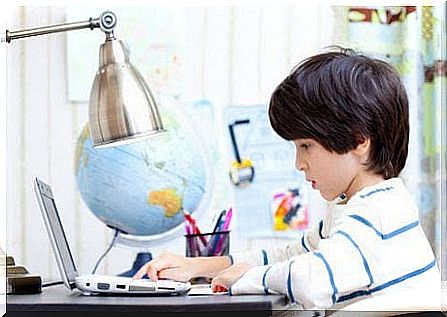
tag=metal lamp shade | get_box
[89,38,165,148]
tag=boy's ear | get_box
[353,136,371,157]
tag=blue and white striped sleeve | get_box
[229,246,297,267]
[229,222,325,267]
[230,217,374,309]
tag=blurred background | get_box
[2,5,446,283]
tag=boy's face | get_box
[293,138,364,201]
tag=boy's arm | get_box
[191,255,234,278]
[229,216,375,309]
[229,219,326,267]
[134,253,233,281]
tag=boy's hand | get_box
[210,262,252,292]
[133,252,194,282]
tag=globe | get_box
[74,102,209,242]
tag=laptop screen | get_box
[34,178,78,288]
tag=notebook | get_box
[33,177,191,295]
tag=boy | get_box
[134,48,440,310]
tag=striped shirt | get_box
[229,177,440,309]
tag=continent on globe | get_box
[148,188,182,217]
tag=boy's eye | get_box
[300,144,310,149]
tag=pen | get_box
[183,210,208,247]
[212,209,227,233]
[185,222,196,256]
[221,207,233,231]
[204,210,226,256]
[213,231,227,256]
[212,207,233,255]
[185,220,192,235]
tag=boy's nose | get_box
[295,157,307,171]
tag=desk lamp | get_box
[3,10,166,285]
[4,10,165,148]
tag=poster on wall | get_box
[223,104,325,239]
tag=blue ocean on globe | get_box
[74,104,208,237]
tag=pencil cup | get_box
[184,231,230,258]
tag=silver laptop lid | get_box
[33,177,78,290]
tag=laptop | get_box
[33,177,191,295]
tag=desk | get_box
[6,285,287,317]
[7,284,446,317]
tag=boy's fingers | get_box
[133,258,164,280]
[135,257,180,281]
[211,284,228,293]
[157,268,186,282]
[133,263,149,279]
[146,266,159,281]
[134,266,158,281]
[211,278,227,293]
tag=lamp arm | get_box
[4,11,116,43]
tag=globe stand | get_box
[118,252,152,278]
[102,226,153,278]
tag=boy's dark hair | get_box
[268,47,409,179]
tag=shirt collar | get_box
[345,177,403,205]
